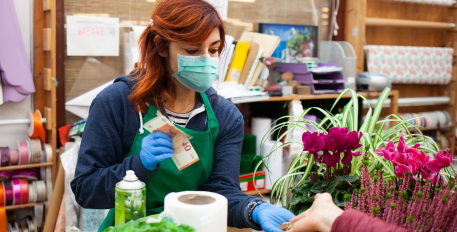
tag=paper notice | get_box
[205,0,228,20]
[66,16,119,56]
[143,115,199,170]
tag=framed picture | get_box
[259,23,318,61]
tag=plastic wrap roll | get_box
[164,191,228,232]
[251,117,272,154]
[262,140,284,190]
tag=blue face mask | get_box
[172,54,219,92]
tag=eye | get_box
[209,49,218,54]
[185,50,198,54]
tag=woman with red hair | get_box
[71,0,294,231]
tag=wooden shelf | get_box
[5,203,36,211]
[0,162,53,171]
[244,189,271,196]
[366,17,455,29]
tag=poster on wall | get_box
[259,23,318,62]
[66,16,119,56]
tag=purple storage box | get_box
[276,63,313,85]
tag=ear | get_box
[154,36,168,57]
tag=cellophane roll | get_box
[164,191,228,232]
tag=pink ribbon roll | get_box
[0,172,11,182]
[11,179,21,205]
[18,141,29,165]
[12,169,38,180]
[9,149,18,166]
[0,147,9,167]
[4,187,13,205]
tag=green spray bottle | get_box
[115,170,146,226]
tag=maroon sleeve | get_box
[331,209,411,232]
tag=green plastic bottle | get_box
[115,170,146,226]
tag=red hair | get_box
[129,0,226,113]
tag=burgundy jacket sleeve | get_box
[331,209,411,232]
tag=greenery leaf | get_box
[336,176,359,183]
[325,181,338,194]
[310,181,328,193]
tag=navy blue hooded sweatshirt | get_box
[70,75,262,229]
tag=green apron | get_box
[98,92,219,231]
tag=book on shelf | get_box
[225,41,251,82]
[243,48,263,89]
[239,31,280,87]
[238,42,259,85]
[218,35,235,83]
[221,43,235,83]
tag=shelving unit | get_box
[0,163,53,171]
[344,0,457,155]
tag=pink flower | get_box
[395,164,412,178]
[376,149,394,161]
[420,166,436,180]
[341,150,361,165]
[302,131,325,155]
[322,151,341,167]
[427,149,452,173]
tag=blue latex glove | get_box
[252,203,295,232]
[140,132,174,171]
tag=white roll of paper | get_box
[262,140,284,190]
[251,117,272,154]
[164,191,228,232]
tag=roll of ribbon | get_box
[18,141,29,165]
[26,216,36,232]
[9,149,18,166]
[11,179,21,205]
[44,144,53,203]
[19,179,28,204]
[4,186,13,205]
[0,147,10,167]
[35,181,46,203]
[0,183,4,206]
[34,203,44,228]
[28,110,46,144]
[0,171,11,182]
[0,206,6,232]
[11,169,38,181]
[13,222,19,232]
[29,181,37,204]
[29,139,42,164]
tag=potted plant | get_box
[257,87,456,224]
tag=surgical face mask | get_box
[171,54,219,92]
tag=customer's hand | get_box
[287,193,343,232]
[252,203,295,232]
[140,132,174,171]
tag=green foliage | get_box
[259,87,455,208]
[104,217,195,232]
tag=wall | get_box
[63,0,331,124]
[0,0,34,148]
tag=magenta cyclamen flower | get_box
[427,149,452,173]
[302,131,325,155]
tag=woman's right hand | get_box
[287,193,343,232]
[140,132,175,171]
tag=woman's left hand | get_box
[252,203,295,232]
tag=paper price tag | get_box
[143,116,199,170]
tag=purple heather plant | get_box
[346,150,457,231]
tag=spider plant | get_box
[256,87,455,210]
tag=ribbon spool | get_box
[34,203,44,228]
[35,181,46,203]
[17,141,29,165]
[9,150,18,166]
[0,147,10,167]
[11,179,21,205]
[28,110,46,144]
[11,169,38,181]
[4,183,13,206]
[26,216,37,232]
[28,181,36,204]
[19,179,28,204]
[0,171,11,182]
[28,139,41,164]
[0,183,4,206]
[0,205,6,232]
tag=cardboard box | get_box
[239,171,266,192]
